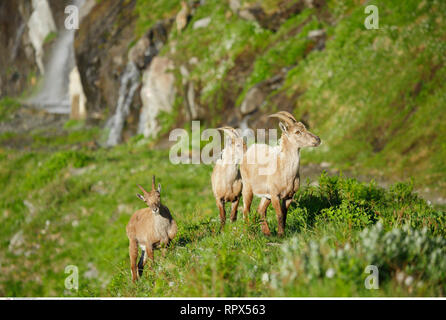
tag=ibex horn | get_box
[276,111,297,123]
[268,111,296,126]
[137,184,149,195]
[152,175,156,190]
[217,126,239,139]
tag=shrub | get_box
[270,222,446,295]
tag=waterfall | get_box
[27,0,85,114]
[105,62,141,147]
[239,114,252,137]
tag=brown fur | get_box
[240,111,321,236]
[126,176,177,281]
[211,127,246,228]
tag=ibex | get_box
[240,111,321,237]
[211,127,246,227]
[126,176,177,281]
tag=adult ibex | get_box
[240,111,321,236]
[126,176,177,281]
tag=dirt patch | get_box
[0,106,67,135]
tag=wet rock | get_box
[186,81,199,120]
[27,0,57,74]
[128,18,173,70]
[75,0,138,116]
[240,87,265,115]
[128,37,151,69]
[240,72,286,116]
[84,262,99,279]
[9,230,25,255]
[138,57,176,138]
[308,29,326,51]
[105,61,140,147]
[238,8,258,22]
[308,29,325,39]
[0,1,38,97]
[193,17,211,29]
[69,66,87,120]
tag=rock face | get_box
[128,19,172,69]
[105,61,140,147]
[0,0,93,99]
[193,17,211,29]
[104,18,173,146]
[240,72,287,116]
[138,57,176,139]
[0,0,35,98]
[240,87,265,115]
[27,0,57,74]
[69,66,87,120]
[236,0,325,31]
[74,0,138,116]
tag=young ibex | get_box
[211,127,246,227]
[240,111,321,236]
[126,176,177,281]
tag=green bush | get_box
[271,222,445,295]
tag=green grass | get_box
[0,125,444,297]
[0,98,21,122]
[1,0,445,297]
[136,0,446,193]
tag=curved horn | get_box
[276,111,297,123]
[137,184,149,195]
[268,112,295,126]
[152,175,156,190]
[217,126,239,139]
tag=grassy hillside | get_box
[0,0,445,297]
[134,0,446,193]
[0,123,444,296]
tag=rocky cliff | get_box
[1,0,445,188]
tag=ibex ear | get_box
[157,183,161,193]
[136,193,145,202]
[279,122,289,136]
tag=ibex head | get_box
[217,126,246,164]
[136,176,161,214]
[269,111,321,148]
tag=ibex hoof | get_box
[261,224,271,236]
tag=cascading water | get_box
[239,114,252,138]
[28,0,85,114]
[105,62,141,147]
